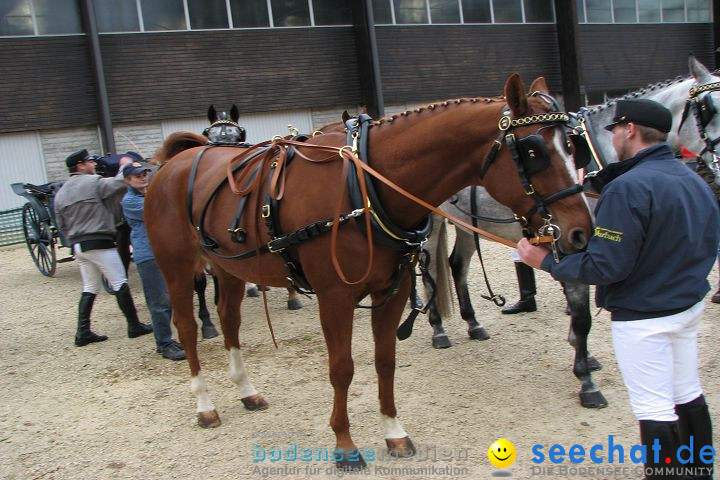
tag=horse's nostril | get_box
[569,228,588,250]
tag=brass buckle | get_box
[261,205,270,218]
[267,238,284,253]
[525,185,535,196]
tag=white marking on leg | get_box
[228,347,258,398]
[381,414,408,439]
[190,374,215,413]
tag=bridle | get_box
[678,80,720,177]
[203,118,247,145]
[479,92,584,261]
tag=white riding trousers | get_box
[73,245,127,294]
[612,301,705,421]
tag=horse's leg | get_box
[246,283,260,297]
[213,268,267,411]
[450,229,489,340]
[371,279,416,459]
[563,281,607,409]
[420,249,452,349]
[193,272,219,339]
[421,214,454,348]
[286,287,302,310]
[317,292,364,470]
[564,283,601,371]
[163,261,220,427]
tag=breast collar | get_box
[344,114,433,251]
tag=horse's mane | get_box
[584,75,691,114]
[153,131,207,164]
[370,97,505,127]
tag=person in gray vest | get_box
[518,99,718,480]
[54,149,153,347]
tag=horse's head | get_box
[482,74,593,254]
[675,55,720,186]
[204,104,246,144]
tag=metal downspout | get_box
[365,0,385,117]
[80,0,116,154]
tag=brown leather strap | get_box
[219,138,550,285]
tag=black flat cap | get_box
[65,149,91,168]
[604,99,672,133]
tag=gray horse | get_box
[421,55,720,409]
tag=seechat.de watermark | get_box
[530,435,715,478]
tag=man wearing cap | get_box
[518,99,719,480]
[121,159,190,361]
[54,149,153,347]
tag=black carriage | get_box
[11,181,72,276]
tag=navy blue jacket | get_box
[541,143,719,321]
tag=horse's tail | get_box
[430,213,453,320]
[153,131,207,164]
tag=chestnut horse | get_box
[145,74,593,469]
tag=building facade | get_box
[0,0,715,210]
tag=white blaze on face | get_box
[553,128,578,182]
[228,347,258,398]
[381,414,408,439]
[190,374,215,413]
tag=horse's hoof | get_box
[197,410,221,428]
[432,334,452,349]
[587,355,603,371]
[287,299,303,310]
[386,437,416,457]
[246,287,260,298]
[242,394,269,411]
[335,450,366,471]
[579,390,608,409]
[468,326,490,340]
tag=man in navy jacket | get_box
[519,99,719,480]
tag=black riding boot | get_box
[676,395,714,480]
[639,420,682,480]
[75,292,108,347]
[114,283,153,338]
[501,262,537,314]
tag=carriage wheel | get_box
[22,203,57,277]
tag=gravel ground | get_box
[1,237,718,480]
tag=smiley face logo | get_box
[488,438,516,468]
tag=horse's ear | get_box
[689,54,713,83]
[230,104,239,122]
[342,110,350,123]
[207,105,217,123]
[505,73,529,117]
[529,77,550,95]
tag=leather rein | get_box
[187,106,584,293]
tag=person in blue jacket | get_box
[121,161,187,361]
[518,99,719,480]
